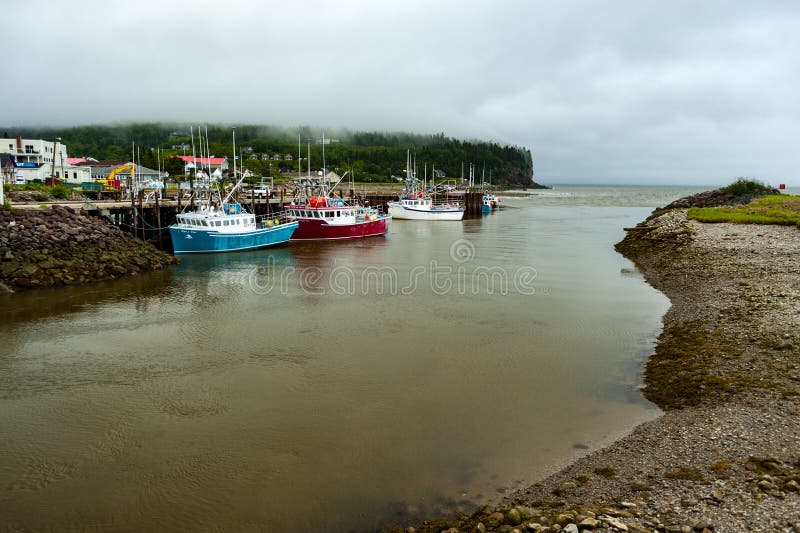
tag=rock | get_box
[757,479,776,491]
[680,497,697,507]
[626,525,651,533]
[578,517,599,529]
[555,514,574,525]
[473,523,486,533]
[506,508,521,526]
[562,525,578,533]
[784,479,800,491]
[600,516,628,531]
[487,512,505,528]
[516,506,534,521]
[631,480,651,491]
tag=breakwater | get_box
[0,205,177,293]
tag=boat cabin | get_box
[175,203,258,231]
[287,197,380,224]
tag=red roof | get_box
[66,157,86,165]
[175,155,227,165]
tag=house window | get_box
[25,145,34,154]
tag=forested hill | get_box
[3,123,544,187]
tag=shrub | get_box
[50,185,71,199]
[724,178,774,197]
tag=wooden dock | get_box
[13,188,488,251]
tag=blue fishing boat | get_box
[169,203,297,254]
[481,195,493,213]
[169,127,298,254]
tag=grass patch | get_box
[711,460,733,478]
[687,195,800,226]
[593,466,617,478]
[664,466,705,481]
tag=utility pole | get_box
[50,138,61,181]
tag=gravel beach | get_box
[397,203,800,532]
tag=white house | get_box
[1,136,91,184]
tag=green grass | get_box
[687,195,800,227]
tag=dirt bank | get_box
[395,205,799,532]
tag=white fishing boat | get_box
[387,151,465,221]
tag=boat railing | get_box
[431,198,463,209]
[256,210,295,228]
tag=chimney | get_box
[16,136,22,152]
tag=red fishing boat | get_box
[285,176,390,240]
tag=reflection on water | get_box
[0,186,697,531]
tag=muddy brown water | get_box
[0,186,705,531]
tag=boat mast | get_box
[232,127,237,182]
[321,131,326,182]
[221,127,241,205]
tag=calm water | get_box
[0,186,705,531]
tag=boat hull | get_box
[290,217,389,240]
[169,221,299,254]
[387,202,465,221]
[482,204,492,213]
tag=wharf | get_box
[10,190,486,250]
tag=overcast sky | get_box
[4,1,799,185]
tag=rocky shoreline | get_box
[395,196,799,532]
[0,205,177,293]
